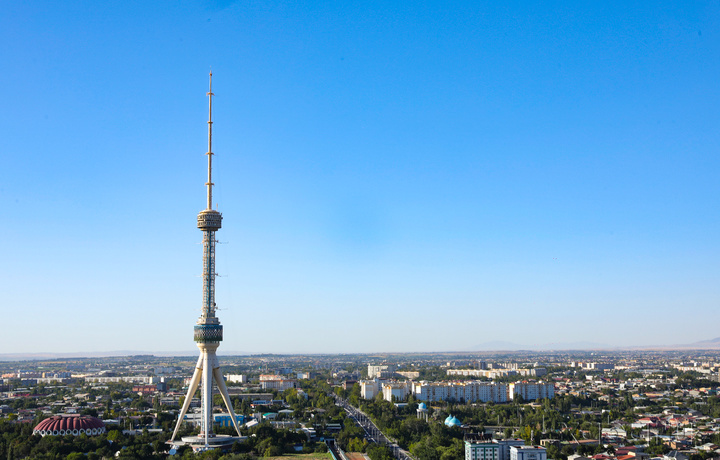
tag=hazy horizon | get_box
[3,335,720,360]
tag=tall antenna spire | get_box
[171,73,242,450]
[206,72,214,210]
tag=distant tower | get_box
[169,73,242,451]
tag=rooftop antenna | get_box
[206,71,214,211]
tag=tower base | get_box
[170,434,246,453]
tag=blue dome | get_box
[418,403,427,410]
[445,416,461,427]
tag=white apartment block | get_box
[84,376,154,384]
[224,374,246,383]
[382,382,410,402]
[368,365,396,379]
[510,446,546,460]
[447,368,546,378]
[508,382,554,401]
[259,375,296,391]
[397,371,420,379]
[360,380,379,399]
[413,381,508,403]
[570,362,615,371]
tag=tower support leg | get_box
[214,366,243,437]
[201,347,215,446]
[170,355,203,443]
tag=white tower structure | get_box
[169,73,242,451]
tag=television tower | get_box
[170,73,243,450]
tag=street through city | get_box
[332,394,414,460]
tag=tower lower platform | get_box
[169,434,247,453]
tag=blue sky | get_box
[1,1,719,355]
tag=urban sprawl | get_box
[2,351,720,460]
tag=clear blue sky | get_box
[1,1,718,355]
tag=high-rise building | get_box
[169,73,242,452]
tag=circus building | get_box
[33,415,106,437]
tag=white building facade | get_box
[368,365,396,379]
[508,382,554,401]
[259,375,296,391]
[360,380,380,399]
[413,381,508,403]
[382,382,410,402]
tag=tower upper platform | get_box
[197,209,222,231]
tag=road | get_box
[332,394,414,460]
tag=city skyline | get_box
[1,1,719,354]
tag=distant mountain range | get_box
[641,336,720,350]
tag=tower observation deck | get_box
[170,73,243,452]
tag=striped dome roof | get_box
[34,415,105,436]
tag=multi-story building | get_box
[447,368,546,378]
[465,441,500,460]
[224,374,246,384]
[510,446,546,460]
[382,381,410,402]
[413,381,508,403]
[368,365,396,379]
[84,376,154,384]
[397,371,420,379]
[259,375,296,391]
[497,440,526,460]
[360,380,379,399]
[508,382,554,401]
[571,362,615,371]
